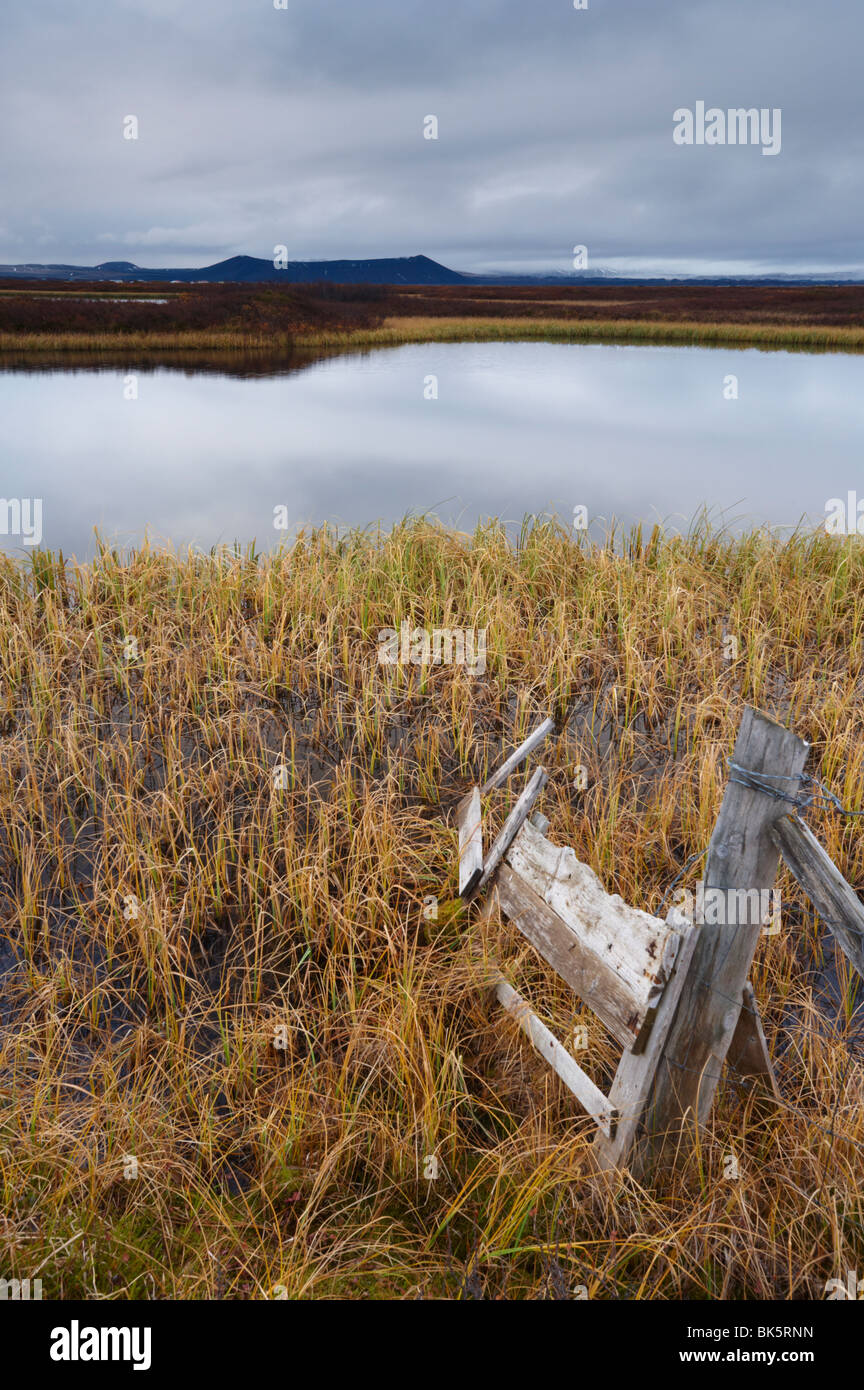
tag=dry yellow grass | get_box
[2,314,864,356]
[0,330,286,352]
[297,315,864,351]
[0,518,862,1299]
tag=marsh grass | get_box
[0,330,291,352]
[4,316,864,355]
[4,279,864,355]
[1,518,863,1299]
[296,315,864,351]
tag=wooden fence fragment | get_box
[771,813,864,979]
[727,981,782,1099]
[642,708,809,1152]
[594,908,699,1172]
[456,786,483,898]
[493,976,619,1139]
[480,716,555,795]
[474,766,547,896]
[493,861,642,1050]
[456,703,860,1175]
[505,820,681,1051]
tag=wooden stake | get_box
[474,767,547,896]
[494,976,619,1139]
[480,717,555,795]
[642,707,809,1158]
[456,786,483,899]
[771,813,864,980]
[727,982,781,1100]
[594,908,699,1173]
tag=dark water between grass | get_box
[1,339,863,558]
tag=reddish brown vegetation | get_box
[0,282,381,336]
[2,280,863,338]
[376,282,864,327]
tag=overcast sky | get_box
[1,0,861,274]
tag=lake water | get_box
[41,296,171,304]
[1,340,862,557]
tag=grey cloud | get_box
[0,0,860,272]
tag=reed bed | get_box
[0,330,292,353]
[296,316,864,351]
[0,518,862,1299]
[4,317,864,356]
[3,280,863,355]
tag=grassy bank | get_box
[1,519,863,1299]
[295,315,864,351]
[2,280,864,355]
[0,329,294,352]
[3,316,864,355]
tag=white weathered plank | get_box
[646,707,810,1151]
[456,787,483,898]
[480,717,555,795]
[474,766,547,896]
[771,813,864,980]
[505,820,681,1050]
[494,862,643,1049]
[494,976,618,1139]
[593,909,698,1173]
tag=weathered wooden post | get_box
[637,707,810,1171]
[771,815,864,979]
[460,705,863,1175]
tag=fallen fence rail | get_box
[454,706,864,1175]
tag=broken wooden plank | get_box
[456,786,483,899]
[771,813,864,981]
[474,766,547,897]
[593,909,699,1173]
[494,975,618,1139]
[494,862,646,1050]
[504,819,681,1050]
[480,716,555,795]
[727,982,781,1099]
[645,707,809,1152]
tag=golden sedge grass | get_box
[2,314,864,355]
[0,517,862,1299]
[296,316,864,351]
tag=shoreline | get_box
[2,313,864,356]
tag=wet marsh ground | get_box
[0,519,862,1298]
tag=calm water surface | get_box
[1,340,862,556]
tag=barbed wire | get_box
[727,760,864,818]
[511,751,864,1175]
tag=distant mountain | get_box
[0,253,470,285]
[0,253,861,287]
[195,253,468,284]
